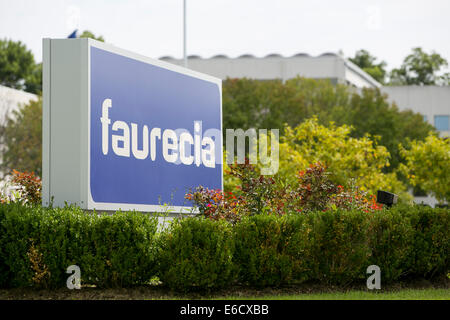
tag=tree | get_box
[0,39,41,93]
[272,118,409,200]
[389,47,450,85]
[24,62,42,94]
[79,30,104,42]
[223,77,435,171]
[0,98,42,176]
[349,49,387,84]
[222,77,351,134]
[399,135,450,203]
[342,88,435,170]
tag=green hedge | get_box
[0,203,448,291]
[234,206,449,287]
[0,203,159,288]
[234,210,373,286]
[157,217,235,291]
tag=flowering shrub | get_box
[329,183,383,212]
[227,161,290,216]
[295,163,338,212]
[185,186,243,224]
[9,170,42,205]
[186,162,382,222]
[296,163,383,213]
[186,160,295,223]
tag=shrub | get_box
[407,205,449,277]
[10,169,42,204]
[0,203,159,288]
[233,214,312,286]
[157,217,235,291]
[187,162,382,223]
[233,210,373,287]
[367,204,450,282]
[234,206,448,287]
[305,209,373,285]
[227,161,284,216]
[185,186,244,224]
[0,203,447,291]
[367,206,415,282]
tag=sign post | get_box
[43,38,222,213]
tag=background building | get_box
[162,54,449,137]
[161,53,381,88]
[382,86,449,207]
[0,85,37,194]
[0,84,37,125]
[382,86,450,137]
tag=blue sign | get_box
[89,47,222,209]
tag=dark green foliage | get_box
[233,214,310,286]
[368,204,450,282]
[157,217,235,291]
[389,47,450,85]
[306,210,372,285]
[407,205,449,277]
[344,88,435,170]
[234,206,448,288]
[234,211,373,287]
[222,77,435,172]
[349,49,387,84]
[0,204,447,291]
[0,39,41,94]
[0,203,158,288]
[367,207,415,282]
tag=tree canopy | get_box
[0,39,41,94]
[0,98,42,176]
[273,118,408,199]
[79,30,105,42]
[399,135,450,203]
[222,77,435,171]
[349,49,387,84]
[389,47,450,85]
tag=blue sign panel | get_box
[90,47,222,208]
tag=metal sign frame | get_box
[43,38,223,213]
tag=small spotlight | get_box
[377,190,398,207]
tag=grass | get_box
[220,288,450,300]
[0,279,448,300]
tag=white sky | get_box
[1,0,449,71]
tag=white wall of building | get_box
[0,85,37,186]
[0,84,38,125]
[381,86,450,137]
[382,85,449,207]
[161,53,381,88]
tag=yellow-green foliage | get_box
[399,134,450,203]
[275,118,408,199]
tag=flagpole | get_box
[183,0,187,68]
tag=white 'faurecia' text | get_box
[100,98,215,168]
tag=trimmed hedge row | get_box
[233,206,449,287]
[0,204,159,288]
[0,203,448,290]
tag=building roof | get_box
[159,52,381,88]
